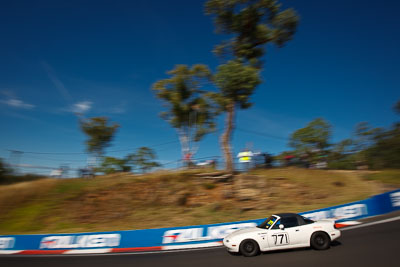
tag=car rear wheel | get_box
[310,231,330,250]
[239,239,260,257]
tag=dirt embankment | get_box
[0,168,386,234]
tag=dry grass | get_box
[0,168,389,234]
[362,169,400,187]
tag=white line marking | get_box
[342,215,400,231]
[162,242,222,250]
[1,247,223,257]
[0,250,22,254]
[63,248,112,254]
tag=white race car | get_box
[223,213,341,257]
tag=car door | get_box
[267,217,302,249]
[256,216,278,250]
[296,222,315,245]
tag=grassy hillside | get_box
[362,169,400,186]
[0,168,393,235]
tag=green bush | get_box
[327,159,356,170]
[202,183,216,190]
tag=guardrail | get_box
[1,189,399,255]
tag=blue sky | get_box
[1,0,399,174]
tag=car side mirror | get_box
[279,224,285,230]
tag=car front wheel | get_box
[310,231,330,250]
[239,239,260,257]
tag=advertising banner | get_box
[1,189,398,254]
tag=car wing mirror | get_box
[279,224,285,230]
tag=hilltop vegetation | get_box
[0,168,396,235]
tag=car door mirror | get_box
[279,224,285,230]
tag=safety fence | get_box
[1,189,399,255]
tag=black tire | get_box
[239,239,260,257]
[310,231,331,250]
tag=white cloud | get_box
[0,95,35,109]
[72,101,92,114]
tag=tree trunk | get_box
[220,103,235,173]
[177,129,189,168]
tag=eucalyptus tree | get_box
[127,147,161,173]
[152,64,216,162]
[289,118,332,164]
[80,117,119,161]
[208,61,260,171]
[205,0,299,172]
[100,156,131,174]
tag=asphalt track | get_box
[1,215,399,267]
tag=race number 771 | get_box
[272,233,289,245]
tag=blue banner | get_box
[1,189,399,252]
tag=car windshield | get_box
[257,216,278,229]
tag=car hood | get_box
[225,227,263,239]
